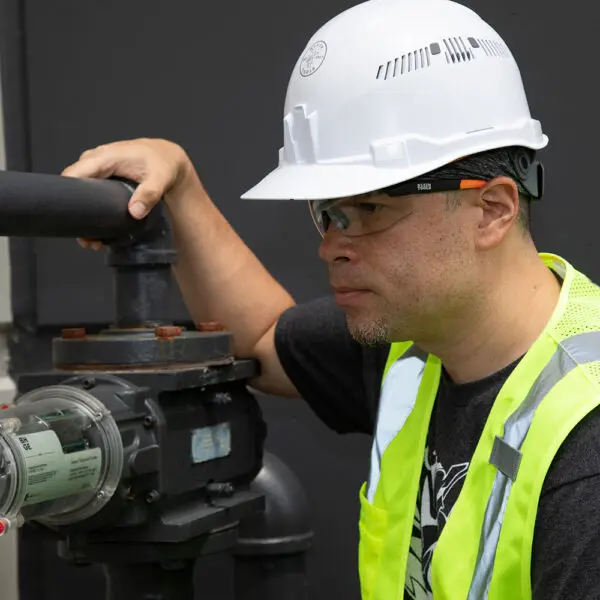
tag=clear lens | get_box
[309,197,412,238]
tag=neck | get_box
[418,245,562,384]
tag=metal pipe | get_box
[103,561,195,600]
[107,208,177,328]
[0,171,145,240]
[233,452,314,600]
[112,267,173,328]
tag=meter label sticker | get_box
[16,431,102,506]
[191,423,231,464]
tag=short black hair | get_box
[430,146,535,231]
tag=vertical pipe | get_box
[107,204,177,329]
[233,452,314,600]
[112,267,173,328]
[103,561,195,600]
[234,554,311,600]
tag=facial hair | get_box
[347,316,391,346]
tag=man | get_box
[62,0,600,598]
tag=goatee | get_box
[347,318,390,346]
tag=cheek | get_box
[369,219,470,295]
[366,235,428,296]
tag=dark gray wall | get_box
[459,0,599,273]
[3,0,599,598]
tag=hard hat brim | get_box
[240,162,440,201]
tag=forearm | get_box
[166,167,295,358]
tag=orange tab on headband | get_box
[460,179,487,190]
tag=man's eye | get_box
[357,203,384,213]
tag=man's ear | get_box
[474,176,520,250]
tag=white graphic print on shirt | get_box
[404,447,469,599]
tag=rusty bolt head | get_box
[62,328,86,340]
[155,326,182,339]
[196,322,224,332]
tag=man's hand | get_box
[62,138,197,249]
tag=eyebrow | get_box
[337,191,390,203]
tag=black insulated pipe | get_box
[0,170,147,240]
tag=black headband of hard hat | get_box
[417,146,544,200]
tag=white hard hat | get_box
[241,0,548,201]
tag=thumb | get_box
[127,179,165,220]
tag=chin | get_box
[346,316,391,347]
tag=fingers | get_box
[62,145,117,180]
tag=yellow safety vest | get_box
[358,253,600,599]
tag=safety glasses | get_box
[309,178,487,238]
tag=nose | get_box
[318,229,358,265]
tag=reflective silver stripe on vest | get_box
[468,331,600,599]
[366,345,427,503]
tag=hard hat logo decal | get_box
[300,41,327,77]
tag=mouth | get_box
[332,287,372,306]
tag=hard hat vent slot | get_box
[470,37,510,58]
[376,47,431,80]
[443,37,475,63]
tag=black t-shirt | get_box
[274,296,600,599]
